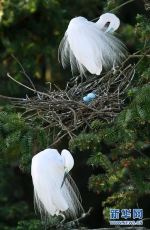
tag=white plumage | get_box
[59,13,128,77]
[96,13,120,32]
[31,148,84,220]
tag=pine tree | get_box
[1,0,150,229]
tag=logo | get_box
[109,209,143,226]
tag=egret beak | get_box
[60,171,68,188]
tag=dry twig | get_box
[5,55,136,145]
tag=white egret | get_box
[31,148,84,222]
[59,13,128,77]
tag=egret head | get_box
[61,149,74,188]
[95,13,120,32]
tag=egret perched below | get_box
[31,148,84,222]
[59,13,128,77]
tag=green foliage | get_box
[121,24,142,51]
[0,167,35,230]
[0,106,52,172]
[133,14,150,85]
[135,14,150,46]
[17,217,60,230]
[69,85,150,220]
[69,133,101,153]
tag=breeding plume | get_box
[31,148,84,220]
[59,13,128,77]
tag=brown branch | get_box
[11,54,37,92]
[0,95,24,100]
[7,73,49,97]
[91,0,134,21]
[49,133,68,147]
[110,0,135,13]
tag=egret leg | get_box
[66,208,92,228]
[59,213,66,225]
[95,74,101,98]
[81,75,83,99]
[56,213,66,228]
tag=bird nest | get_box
[6,59,135,145]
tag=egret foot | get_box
[66,207,93,228]
[56,213,66,228]
[59,213,66,225]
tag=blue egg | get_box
[83,96,90,103]
[87,93,96,99]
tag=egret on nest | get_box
[59,13,128,77]
[31,148,84,221]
